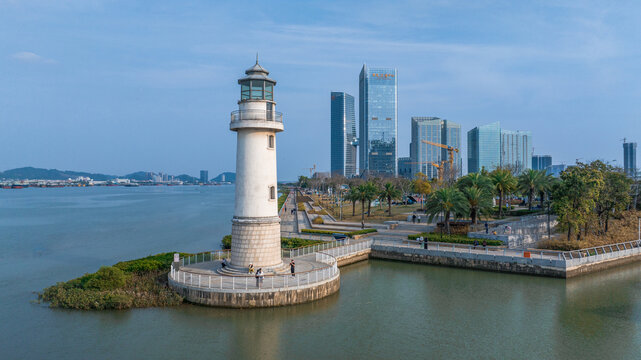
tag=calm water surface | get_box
[1,186,641,359]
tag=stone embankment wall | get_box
[470,215,558,248]
[170,274,340,308]
[371,245,566,277]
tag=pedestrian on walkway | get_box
[290,259,295,277]
[484,222,489,234]
[474,239,479,249]
[418,216,421,224]
[482,240,487,248]
[412,214,416,223]
[248,263,254,274]
[256,268,263,288]
[222,258,228,269]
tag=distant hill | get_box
[0,167,116,181]
[176,174,198,183]
[212,172,235,182]
[0,167,206,183]
[124,171,154,181]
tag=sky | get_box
[1,0,640,180]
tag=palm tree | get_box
[461,186,493,224]
[424,187,469,234]
[491,169,517,218]
[360,182,379,217]
[345,187,360,216]
[379,182,402,217]
[457,172,493,194]
[517,169,543,210]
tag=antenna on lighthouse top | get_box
[256,52,259,64]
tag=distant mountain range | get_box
[0,167,235,183]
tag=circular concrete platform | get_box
[168,253,340,308]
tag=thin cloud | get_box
[10,51,56,64]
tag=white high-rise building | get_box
[229,59,284,270]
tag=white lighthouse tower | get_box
[229,58,284,271]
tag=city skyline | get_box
[2,1,640,180]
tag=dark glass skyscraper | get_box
[624,142,637,177]
[330,92,357,177]
[359,65,398,176]
[532,155,552,171]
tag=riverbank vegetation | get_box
[39,253,184,310]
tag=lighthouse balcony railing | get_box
[231,109,283,123]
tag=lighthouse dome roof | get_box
[239,59,276,84]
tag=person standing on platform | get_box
[290,259,295,277]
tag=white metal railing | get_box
[372,238,563,261]
[562,239,641,267]
[322,239,372,258]
[180,250,230,267]
[170,252,338,291]
[230,109,283,123]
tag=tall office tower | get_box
[330,92,357,177]
[500,130,532,174]
[359,65,398,177]
[410,117,462,180]
[199,170,208,184]
[532,155,552,171]
[397,157,412,179]
[467,122,501,173]
[624,141,637,177]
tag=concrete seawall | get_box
[370,245,566,277]
[170,273,340,308]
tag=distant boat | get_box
[11,184,26,189]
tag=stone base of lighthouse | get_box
[229,216,284,271]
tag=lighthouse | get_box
[229,58,284,271]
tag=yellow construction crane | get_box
[406,160,447,181]
[421,140,459,169]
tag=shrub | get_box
[84,266,127,290]
[281,237,324,248]
[408,233,503,246]
[221,235,232,249]
[103,293,134,309]
[312,216,324,224]
[114,253,178,273]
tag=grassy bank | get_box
[408,233,503,246]
[39,253,185,310]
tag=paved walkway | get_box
[373,238,562,261]
[280,190,298,233]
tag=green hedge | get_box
[408,233,503,246]
[278,192,288,211]
[222,234,326,249]
[301,228,377,237]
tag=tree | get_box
[412,172,432,209]
[298,175,310,189]
[345,187,360,216]
[379,182,402,217]
[424,187,469,234]
[552,162,603,241]
[491,168,517,217]
[361,182,379,217]
[457,172,494,194]
[461,186,493,224]
[517,169,547,210]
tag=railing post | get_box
[232,277,235,290]
[220,276,222,289]
[246,277,248,290]
[208,276,211,288]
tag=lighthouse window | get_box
[240,81,250,100]
[251,80,264,100]
[265,83,273,101]
[268,135,274,148]
[269,186,276,200]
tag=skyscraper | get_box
[200,170,208,184]
[359,65,398,176]
[532,155,552,171]
[410,117,461,180]
[624,141,637,177]
[467,122,501,173]
[330,92,357,177]
[501,130,532,173]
